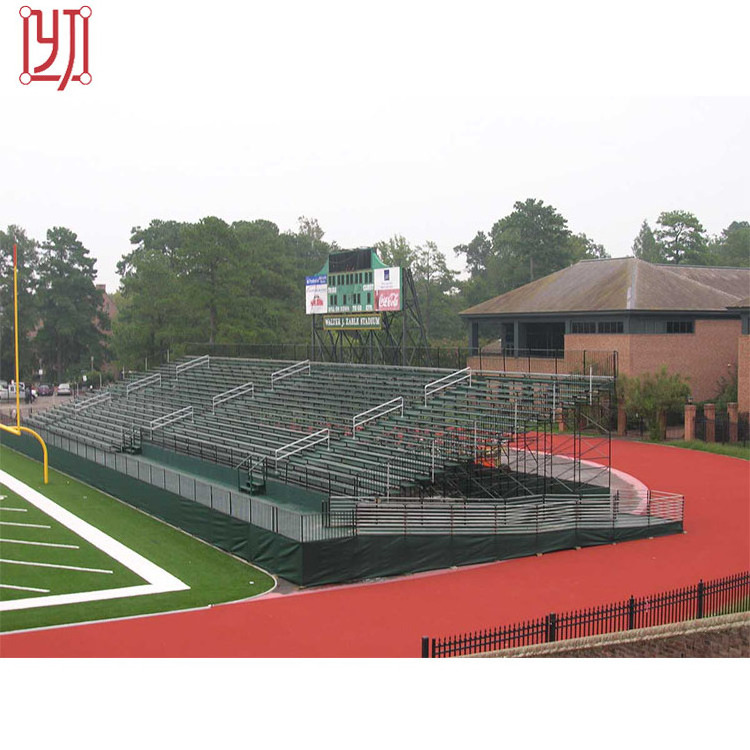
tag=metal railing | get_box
[424,367,472,406]
[212,381,254,413]
[74,392,112,412]
[271,360,310,390]
[423,571,749,657]
[126,373,161,397]
[274,427,329,465]
[327,489,684,536]
[148,406,194,431]
[175,355,210,377]
[352,397,404,439]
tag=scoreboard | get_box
[305,248,402,329]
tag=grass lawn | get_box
[0,446,275,633]
[661,440,750,461]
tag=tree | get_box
[568,232,609,262]
[179,217,243,345]
[34,227,106,381]
[632,220,665,262]
[454,231,492,277]
[412,241,461,341]
[374,236,462,341]
[452,198,608,312]
[709,221,750,267]
[0,226,40,381]
[619,367,691,440]
[654,210,708,264]
[491,199,573,287]
[375,235,416,268]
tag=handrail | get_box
[273,427,329,464]
[234,452,257,471]
[176,355,210,376]
[149,406,193,431]
[352,396,403,439]
[424,367,471,406]
[271,360,310,390]
[126,373,161,397]
[74,392,112,412]
[212,381,254,413]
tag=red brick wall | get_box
[739,336,750,416]
[566,319,741,402]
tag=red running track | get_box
[1,440,748,657]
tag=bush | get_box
[618,367,691,440]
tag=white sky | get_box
[1,1,749,291]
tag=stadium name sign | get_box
[323,314,382,331]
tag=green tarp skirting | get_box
[2,432,681,586]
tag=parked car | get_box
[0,382,31,399]
[57,382,72,396]
[37,384,53,397]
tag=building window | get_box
[597,321,623,334]
[571,321,596,334]
[666,321,694,334]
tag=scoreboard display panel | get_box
[305,249,402,320]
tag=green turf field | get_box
[0,445,275,633]
[0,484,146,601]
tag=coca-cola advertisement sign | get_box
[375,289,401,311]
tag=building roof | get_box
[460,257,750,317]
[727,296,750,310]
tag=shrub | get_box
[618,368,691,440]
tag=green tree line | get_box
[0,226,106,384]
[2,201,747,380]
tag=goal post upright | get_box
[0,243,49,484]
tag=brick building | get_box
[461,257,750,406]
[729,297,749,415]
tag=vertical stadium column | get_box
[468,320,479,356]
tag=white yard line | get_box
[0,508,28,513]
[0,471,189,612]
[0,558,112,573]
[0,521,51,528]
[0,584,50,593]
[0,538,79,549]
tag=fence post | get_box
[546,613,557,643]
[627,595,635,630]
[684,403,696,441]
[617,401,627,436]
[704,403,716,443]
[727,402,738,443]
[697,580,705,619]
[421,636,430,658]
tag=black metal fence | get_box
[422,570,749,657]
[694,409,749,446]
[182,342,619,377]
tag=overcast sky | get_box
[1,1,748,291]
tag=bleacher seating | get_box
[27,356,614,499]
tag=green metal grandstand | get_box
[17,356,683,584]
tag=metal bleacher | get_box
[27,356,615,503]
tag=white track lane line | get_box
[0,521,51,528]
[0,584,50,593]
[0,538,79,549]
[1,558,112,573]
[0,471,189,612]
